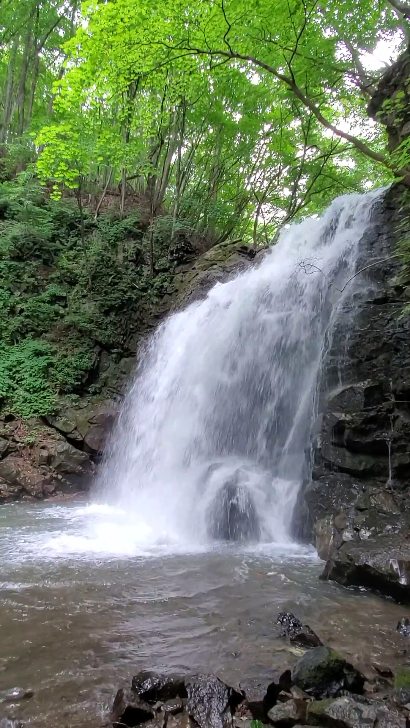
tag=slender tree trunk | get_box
[26,52,40,126]
[120,167,126,218]
[76,177,91,288]
[17,6,36,138]
[46,1,78,119]
[171,99,187,241]
[156,106,179,208]
[94,168,112,220]
[149,198,155,278]
[253,195,264,247]
[0,37,18,144]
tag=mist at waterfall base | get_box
[70,189,378,558]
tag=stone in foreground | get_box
[110,689,154,726]
[185,675,243,728]
[112,673,243,728]
[291,647,364,699]
[307,695,406,727]
[131,671,187,702]
[267,698,307,725]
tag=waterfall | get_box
[97,191,380,548]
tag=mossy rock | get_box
[291,646,364,699]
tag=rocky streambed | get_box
[98,609,410,728]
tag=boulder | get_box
[303,474,358,526]
[276,613,322,648]
[174,240,263,307]
[114,672,244,728]
[0,456,53,498]
[0,437,16,459]
[110,688,154,726]
[267,699,307,725]
[320,443,387,478]
[131,672,187,702]
[321,536,410,604]
[47,441,93,475]
[0,478,23,503]
[291,647,364,699]
[306,695,406,727]
[185,675,243,728]
[46,402,117,457]
[238,677,274,720]
[238,672,290,720]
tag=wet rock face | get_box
[368,48,410,156]
[206,481,261,542]
[294,186,410,596]
[321,537,410,604]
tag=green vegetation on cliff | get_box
[0,174,176,417]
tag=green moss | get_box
[307,698,335,721]
[394,668,410,689]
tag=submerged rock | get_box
[0,688,33,703]
[321,536,410,604]
[277,613,323,648]
[291,647,364,699]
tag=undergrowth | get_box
[0,173,174,417]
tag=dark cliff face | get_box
[368,48,410,154]
[293,185,410,556]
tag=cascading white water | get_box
[97,191,380,549]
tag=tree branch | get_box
[386,0,410,20]
[166,42,389,167]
